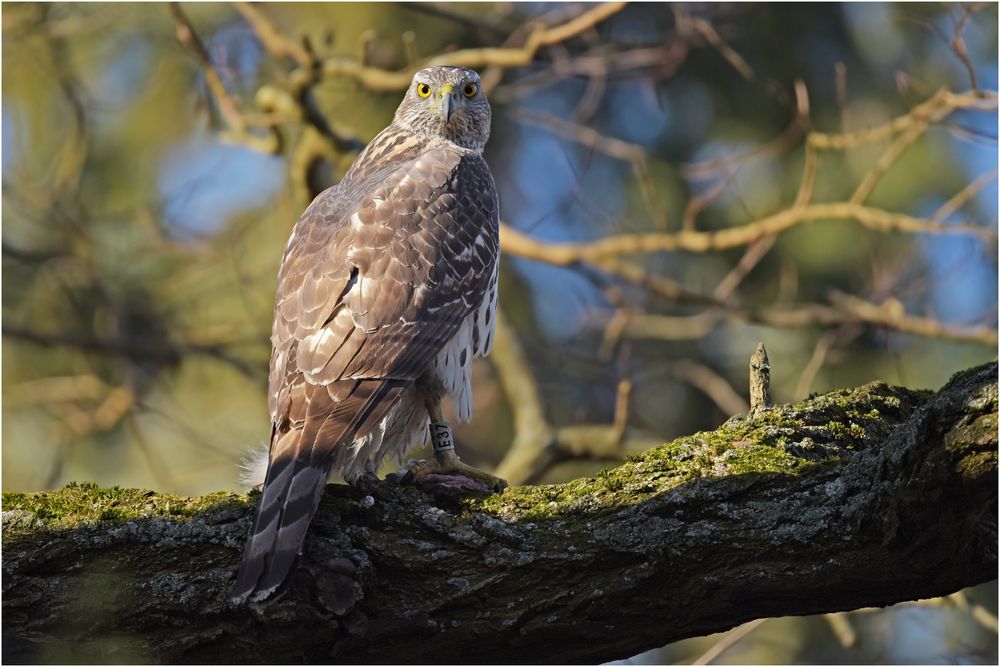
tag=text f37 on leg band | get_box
[430,421,455,454]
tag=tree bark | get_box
[3,363,996,664]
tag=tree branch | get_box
[500,200,995,262]
[611,293,999,347]
[317,2,628,91]
[3,363,996,664]
[2,325,261,379]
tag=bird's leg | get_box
[400,395,507,493]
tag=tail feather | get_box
[232,378,408,604]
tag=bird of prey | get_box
[232,66,505,604]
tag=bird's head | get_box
[393,66,491,151]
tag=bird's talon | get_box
[395,458,507,494]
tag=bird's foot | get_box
[392,454,508,494]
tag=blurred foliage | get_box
[2,2,997,663]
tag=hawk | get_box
[232,66,504,604]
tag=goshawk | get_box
[233,66,504,604]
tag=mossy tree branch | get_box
[3,363,996,664]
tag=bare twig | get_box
[168,3,245,133]
[849,119,929,205]
[319,2,629,92]
[2,325,260,378]
[672,360,749,416]
[682,114,805,182]
[589,257,721,306]
[682,169,738,231]
[510,109,666,225]
[931,169,999,224]
[830,291,998,346]
[687,16,754,81]
[795,329,839,400]
[168,3,279,153]
[511,109,645,164]
[713,236,777,301]
[749,342,771,413]
[611,293,997,347]
[824,612,858,648]
[808,89,997,151]
[794,140,820,208]
[500,200,994,265]
[693,619,768,665]
[232,2,312,68]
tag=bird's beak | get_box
[437,83,457,122]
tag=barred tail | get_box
[232,379,407,604]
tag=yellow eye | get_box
[463,83,478,98]
[417,83,431,98]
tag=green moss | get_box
[597,467,625,492]
[471,380,936,522]
[2,482,248,538]
[946,363,994,388]
[826,421,847,437]
[471,434,815,522]
[471,421,817,521]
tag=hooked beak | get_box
[437,83,458,122]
